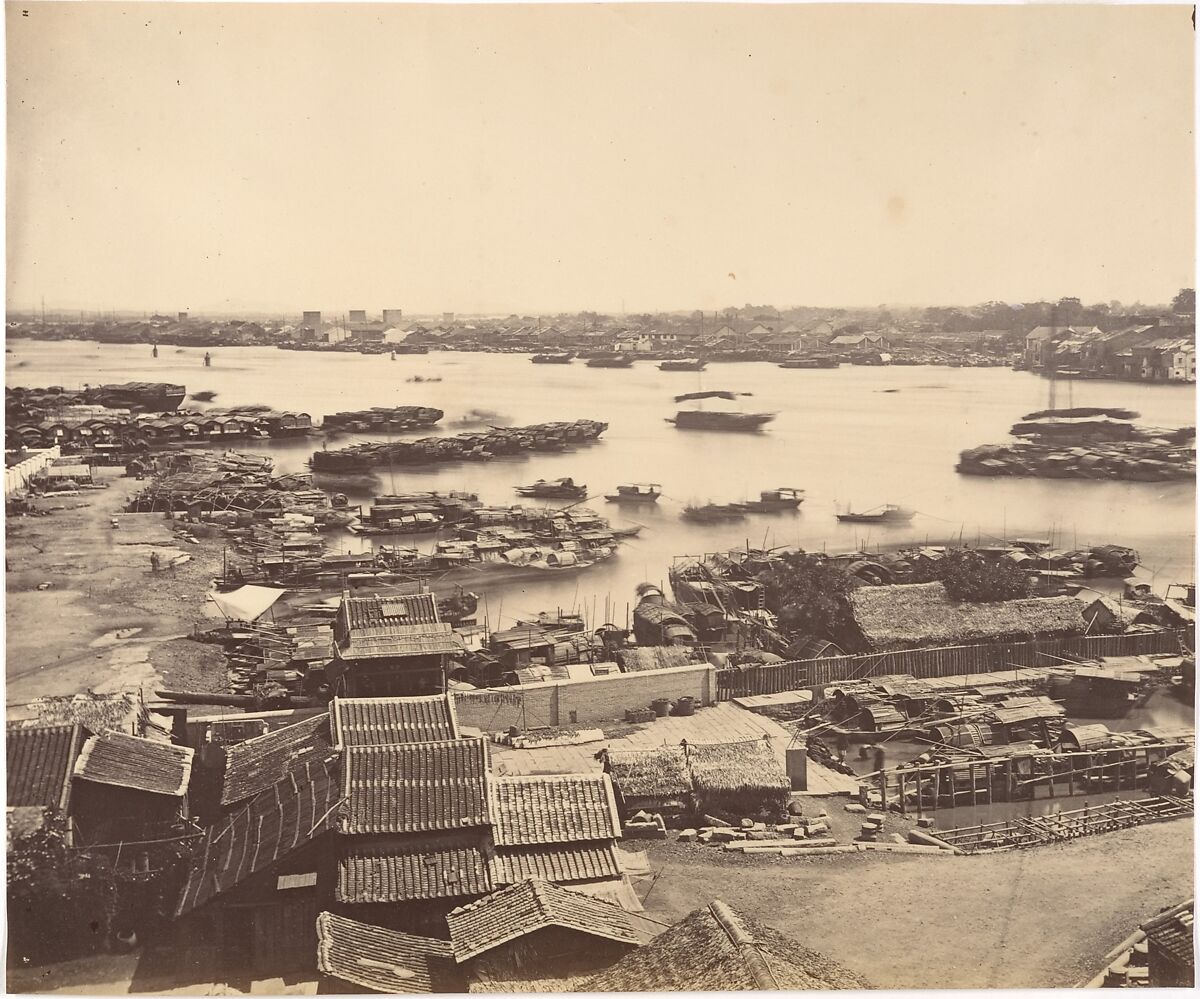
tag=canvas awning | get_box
[204,585,286,622]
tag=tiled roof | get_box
[316,911,463,994]
[175,755,341,915]
[579,901,873,992]
[344,592,440,628]
[490,842,621,886]
[339,622,464,660]
[1143,901,1195,967]
[447,879,640,962]
[7,723,86,810]
[73,730,194,797]
[220,714,334,806]
[340,739,490,835]
[489,774,621,846]
[337,834,493,903]
[331,695,459,749]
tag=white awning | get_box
[204,585,286,622]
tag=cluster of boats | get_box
[681,488,806,523]
[308,419,608,472]
[321,405,445,434]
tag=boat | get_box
[658,358,707,372]
[531,353,574,364]
[666,390,776,432]
[732,488,806,513]
[84,381,187,411]
[779,357,840,369]
[605,482,662,503]
[514,477,588,499]
[835,503,915,524]
[586,354,635,368]
[681,503,746,523]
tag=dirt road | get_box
[6,469,225,713]
[636,819,1193,989]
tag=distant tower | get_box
[383,309,403,326]
[177,311,189,322]
[349,309,367,323]
[303,311,322,329]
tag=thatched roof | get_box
[605,746,693,798]
[848,582,1086,651]
[687,739,789,794]
[577,901,872,992]
[616,647,696,673]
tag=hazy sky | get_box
[6,3,1195,315]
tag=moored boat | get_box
[531,352,574,364]
[586,354,635,368]
[779,356,840,369]
[515,477,588,499]
[681,503,746,523]
[835,503,915,524]
[667,390,775,432]
[732,487,806,513]
[658,358,707,371]
[605,482,662,503]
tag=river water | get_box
[7,340,1195,627]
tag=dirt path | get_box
[6,469,226,713]
[634,820,1193,989]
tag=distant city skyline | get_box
[7,4,1195,315]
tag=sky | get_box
[5,3,1196,316]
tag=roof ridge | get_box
[708,901,780,991]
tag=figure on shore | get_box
[203,351,212,367]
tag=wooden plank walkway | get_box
[490,701,859,795]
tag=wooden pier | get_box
[859,741,1193,813]
[933,795,1193,854]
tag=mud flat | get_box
[5,468,225,713]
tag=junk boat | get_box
[514,477,587,500]
[658,358,707,371]
[84,381,187,411]
[531,352,574,364]
[732,487,806,513]
[667,390,776,432]
[605,482,662,503]
[681,503,746,523]
[779,357,839,369]
[835,503,915,524]
[586,354,635,368]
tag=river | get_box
[7,339,1195,627]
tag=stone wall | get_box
[453,664,715,732]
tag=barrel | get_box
[673,696,695,717]
[652,698,672,718]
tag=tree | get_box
[756,553,862,644]
[1171,288,1195,315]
[937,550,1031,602]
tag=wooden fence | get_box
[717,630,1189,700]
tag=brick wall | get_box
[452,665,715,732]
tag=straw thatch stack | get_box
[688,740,790,816]
[605,747,693,799]
[848,581,1086,651]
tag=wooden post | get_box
[933,764,942,810]
[1067,754,1075,796]
[899,772,907,815]
[878,770,888,812]
[970,762,978,803]
[915,767,923,817]
[1048,756,1056,798]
